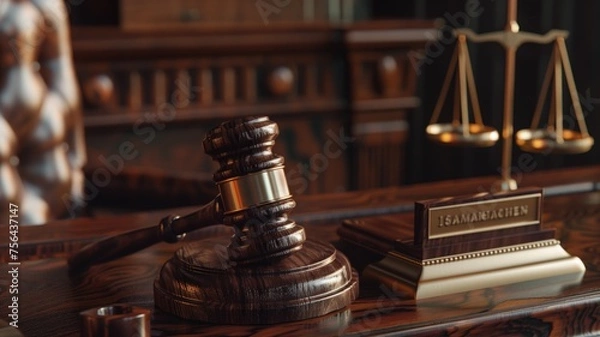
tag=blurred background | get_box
[60,0,599,212]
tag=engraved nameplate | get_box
[428,193,541,239]
[414,188,543,243]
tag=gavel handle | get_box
[68,197,223,272]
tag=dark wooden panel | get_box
[345,22,435,189]
[120,0,348,30]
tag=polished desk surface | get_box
[2,166,600,336]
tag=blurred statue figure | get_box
[0,0,85,224]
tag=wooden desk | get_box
[2,166,600,336]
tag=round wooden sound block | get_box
[154,238,358,324]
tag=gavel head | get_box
[203,116,306,264]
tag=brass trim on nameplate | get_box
[428,193,541,239]
[218,167,291,214]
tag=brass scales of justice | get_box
[362,0,589,299]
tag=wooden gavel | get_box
[68,116,306,271]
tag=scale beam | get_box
[455,29,568,49]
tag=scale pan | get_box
[515,129,594,154]
[426,123,499,147]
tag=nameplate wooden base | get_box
[345,188,585,299]
[154,237,358,324]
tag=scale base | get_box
[154,238,358,324]
[363,239,585,300]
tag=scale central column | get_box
[499,0,519,191]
